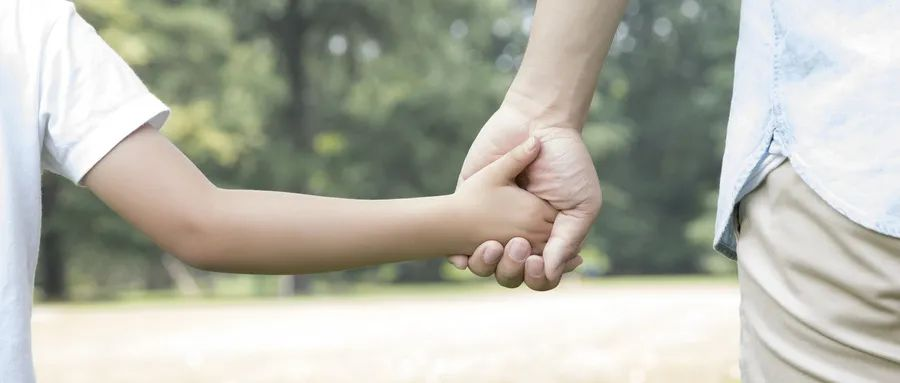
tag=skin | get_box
[84,127,556,274]
[451,0,629,291]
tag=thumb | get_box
[542,211,593,283]
[480,136,540,182]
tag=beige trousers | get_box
[737,161,900,382]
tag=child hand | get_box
[454,136,557,253]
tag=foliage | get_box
[588,0,738,274]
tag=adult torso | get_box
[714,0,900,256]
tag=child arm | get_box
[83,126,554,274]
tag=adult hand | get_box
[450,103,602,290]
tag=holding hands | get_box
[451,103,603,291]
[453,136,556,254]
[446,0,623,290]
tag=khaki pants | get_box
[737,161,900,382]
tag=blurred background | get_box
[35,0,742,382]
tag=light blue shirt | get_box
[714,0,900,257]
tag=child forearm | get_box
[87,126,552,276]
[192,190,473,274]
[85,127,472,273]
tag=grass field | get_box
[32,276,741,383]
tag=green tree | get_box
[587,0,738,274]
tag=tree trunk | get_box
[272,0,313,295]
[395,259,445,283]
[145,255,175,290]
[160,253,201,296]
[39,176,67,301]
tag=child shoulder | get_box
[8,0,78,28]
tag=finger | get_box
[467,241,504,277]
[523,255,581,290]
[447,254,469,270]
[524,255,559,291]
[480,136,540,183]
[542,211,594,283]
[563,255,584,273]
[494,237,531,288]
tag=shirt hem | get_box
[714,152,900,258]
[782,153,900,239]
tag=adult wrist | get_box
[501,86,587,134]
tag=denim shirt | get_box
[714,0,900,257]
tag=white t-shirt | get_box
[0,1,168,380]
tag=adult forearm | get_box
[505,0,628,131]
[187,190,471,274]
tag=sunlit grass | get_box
[36,274,736,309]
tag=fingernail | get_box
[483,249,502,265]
[509,241,528,262]
[524,136,537,151]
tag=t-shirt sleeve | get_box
[39,3,169,185]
